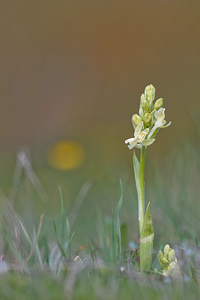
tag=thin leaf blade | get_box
[116,179,123,260]
[59,186,67,248]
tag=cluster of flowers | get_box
[157,244,181,278]
[125,84,171,150]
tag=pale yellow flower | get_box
[125,122,155,150]
[148,108,171,139]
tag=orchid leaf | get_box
[133,150,144,235]
[140,202,154,272]
[133,151,140,198]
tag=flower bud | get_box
[157,244,181,278]
[168,249,175,261]
[143,100,149,113]
[132,114,142,126]
[154,98,163,110]
[140,97,149,113]
[140,93,146,106]
[145,84,155,103]
[139,107,144,119]
[164,244,170,257]
[144,113,152,125]
[145,84,155,93]
[144,85,150,93]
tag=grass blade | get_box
[43,235,49,265]
[66,217,71,259]
[3,229,23,264]
[53,220,66,258]
[18,219,33,248]
[116,179,123,260]
[26,214,44,263]
[33,230,43,268]
[59,186,67,248]
[98,211,110,261]
[111,209,116,262]
[65,232,75,255]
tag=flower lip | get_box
[125,138,137,150]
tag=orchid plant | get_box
[157,244,181,278]
[125,84,171,272]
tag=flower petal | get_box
[134,121,143,136]
[160,121,171,128]
[154,108,165,121]
[125,138,137,149]
[125,138,135,144]
[143,128,149,136]
[141,139,155,146]
[135,144,142,149]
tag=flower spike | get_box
[125,85,171,148]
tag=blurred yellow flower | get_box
[47,140,85,170]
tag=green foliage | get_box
[133,148,154,272]
[0,270,197,300]
[1,125,200,298]
[133,152,141,214]
[97,180,124,263]
[116,179,123,260]
[140,202,154,272]
[2,228,23,264]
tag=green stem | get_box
[139,146,146,236]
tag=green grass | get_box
[0,141,200,299]
[0,268,200,300]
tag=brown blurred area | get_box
[0,1,200,165]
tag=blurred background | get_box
[0,1,200,243]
